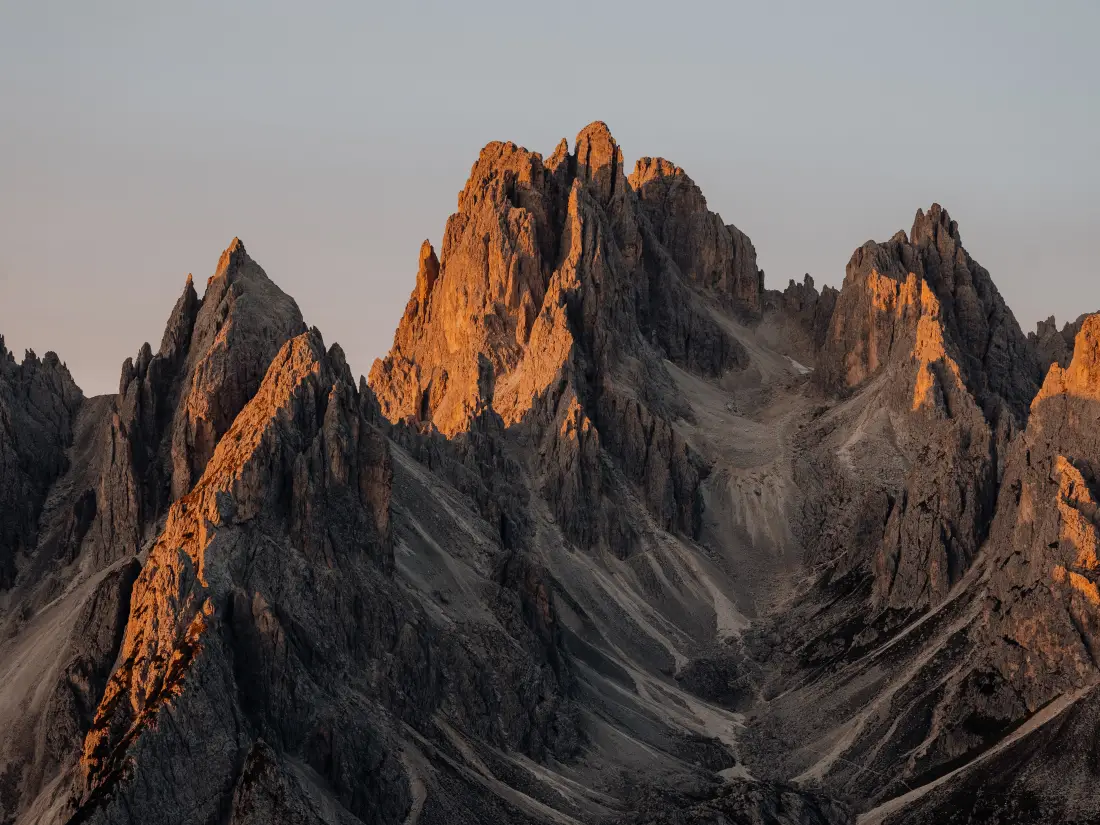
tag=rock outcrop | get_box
[83,240,305,577]
[1029,313,1090,372]
[628,156,764,310]
[61,325,584,825]
[821,204,1041,421]
[760,274,839,360]
[0,339,83,590]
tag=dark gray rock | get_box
[0,339,83,590]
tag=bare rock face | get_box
[977,315,1100,700]
[370,122,749,548]
[0,556,142,821]
[745,311,1100,816]
[846,315,1100,814]
[1029,313,1089,372]
[81,240,305,577]
[169,238,307,499]
[0,339,83,589]
[73,330,400,822]
[760,274,839,359]
[821,205,1041,421]
[629,156,763,311]
[62,327,578,825]
[798,205,1049,614]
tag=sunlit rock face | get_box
[370,122,756,438]
[983,315,1100,694]
[795,205,1035,615]
[369,122,756,549]
[821,204,1041,420]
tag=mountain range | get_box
[2,121,1099,825]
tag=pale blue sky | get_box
[1,1,1097,394]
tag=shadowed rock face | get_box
[629,157,764,310]
[0,340,83,589]
[741,254,1100,816]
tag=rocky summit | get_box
[1,122,1097,825]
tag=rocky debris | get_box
[0,558,141,818]
[0,338,83,590]
[616,780,851,825]
[878,683,1100,825]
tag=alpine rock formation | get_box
[1,122,1097,825]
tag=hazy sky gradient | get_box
[2,1,1097,395]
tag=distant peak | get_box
[212,236,251,283]
[576,120,615,144]
[912,203,961,246]
[574,121,623,202]
[1035,313,1100,405]
[575,121,619,164]
[632,156,684,179]
[546,137,570,174]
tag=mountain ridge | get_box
[2,121,1098,825]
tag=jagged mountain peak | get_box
[911,201,962,246]
[156,271,201,361]
[546,136,569,172]
[11,124,1098,825]
[1030,311,1092,371]
[823,204,1040,421]
[1034,312,1100,405]
[573,120,624,203]
[169,238,307,498]
[211,235,250,283]
[371,120,760,437]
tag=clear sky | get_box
[2,1,1097,395]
